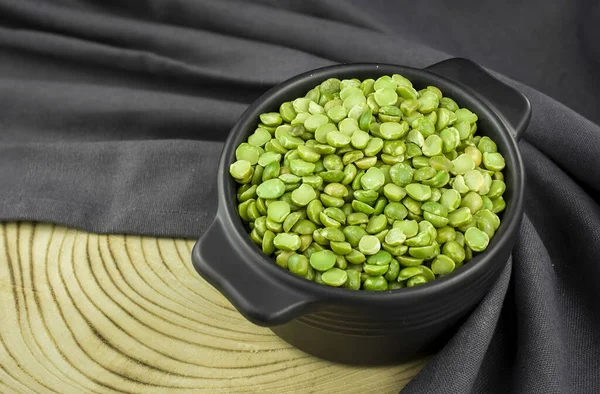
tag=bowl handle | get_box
[425,58,531,140]
[192,217,316,327]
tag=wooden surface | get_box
[0,222,426,393]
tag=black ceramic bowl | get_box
[192,58,530,365]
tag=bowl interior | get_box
[216,63,524,304]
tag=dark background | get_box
[2,0,599,125]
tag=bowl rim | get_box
[213,62,525,306]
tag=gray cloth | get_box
[0,0,599,392]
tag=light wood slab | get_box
[0,222,425,393]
